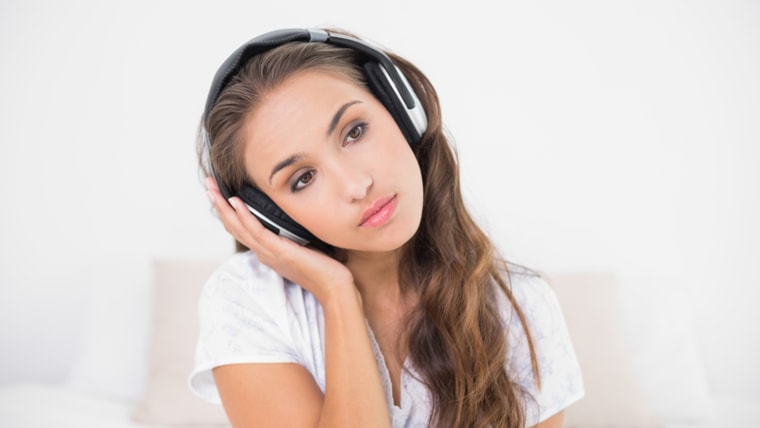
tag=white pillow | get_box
[66,260,153,402]
[616,272,716,424]
[131,259,229,426]
[549,272,660,428]
[550,270,717,427]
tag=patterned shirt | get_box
[189,251,584,427]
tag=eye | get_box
[344,122,368,145]
[290,170,315,192]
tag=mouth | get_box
[359,195,398,227]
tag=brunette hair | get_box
[198,29,540,428]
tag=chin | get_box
[332,231,415,254]
[322,213,421,254]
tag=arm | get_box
[207,178,391,428]
[214,288,388,428]
[532,411,565,428]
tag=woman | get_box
[190,28,583,428]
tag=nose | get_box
[332,163,373,202]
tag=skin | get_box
[205,70,565,428]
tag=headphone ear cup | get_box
[236,184,327,250]
[363,62,421,144]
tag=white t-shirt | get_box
[189,251,584,427]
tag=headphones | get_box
[202,28,428,252]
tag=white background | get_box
[1,0,758,401]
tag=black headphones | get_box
[202,28,428,252]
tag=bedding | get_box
[1,261,757,428]
[0,382,160,428]
[1,382,758,428]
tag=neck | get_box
[344,249,403,302]
[344,248,416,367]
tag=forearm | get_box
[317,287,391,428]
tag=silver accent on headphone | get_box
[307,28,329,42]
[244,203,311,246]
[379,65,428,138]
[199,126,214,175]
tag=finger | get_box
[226,196,331,285]
[227,196,299,256]
[205,176,220,193]
[206,181,260,249]
[205,177,305,262]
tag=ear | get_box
[363,62,423,144]
[236,184,332,253]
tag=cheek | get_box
[390,145,423,190]
[273,191,346,237]
[289,206,352,248]
[274,193,322,224]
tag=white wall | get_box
[1,0,758,400]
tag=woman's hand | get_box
[206,176,355,304]
[207,176,391,428]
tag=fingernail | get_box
[228,198,239,210]
[207,190,217,204]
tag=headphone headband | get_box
[203,28,419,123]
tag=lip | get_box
[359,195,398,227]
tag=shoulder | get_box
[496,266,585,424]
[200,250,286,302]
[496,265,574,366]
[198,250,313,315]
[196,250,290,338]
[493,266,559,335]
[190,251,323,402]
[504,267,554,306]
[502,268,565,337]
[197,251,310,337]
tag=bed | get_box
[1,260,757,427]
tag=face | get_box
[242,70,424,254]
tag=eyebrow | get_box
[268,154,303,185]
[268,100,363,184]
[327,100,362,136]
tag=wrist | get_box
[318,282,363,313]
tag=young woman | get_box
[189,28,583,428]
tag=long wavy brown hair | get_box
[198,29,540,428]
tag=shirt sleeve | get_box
[188,252,301,403]
[502,273,585,425]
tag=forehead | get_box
[242,70,376,175]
